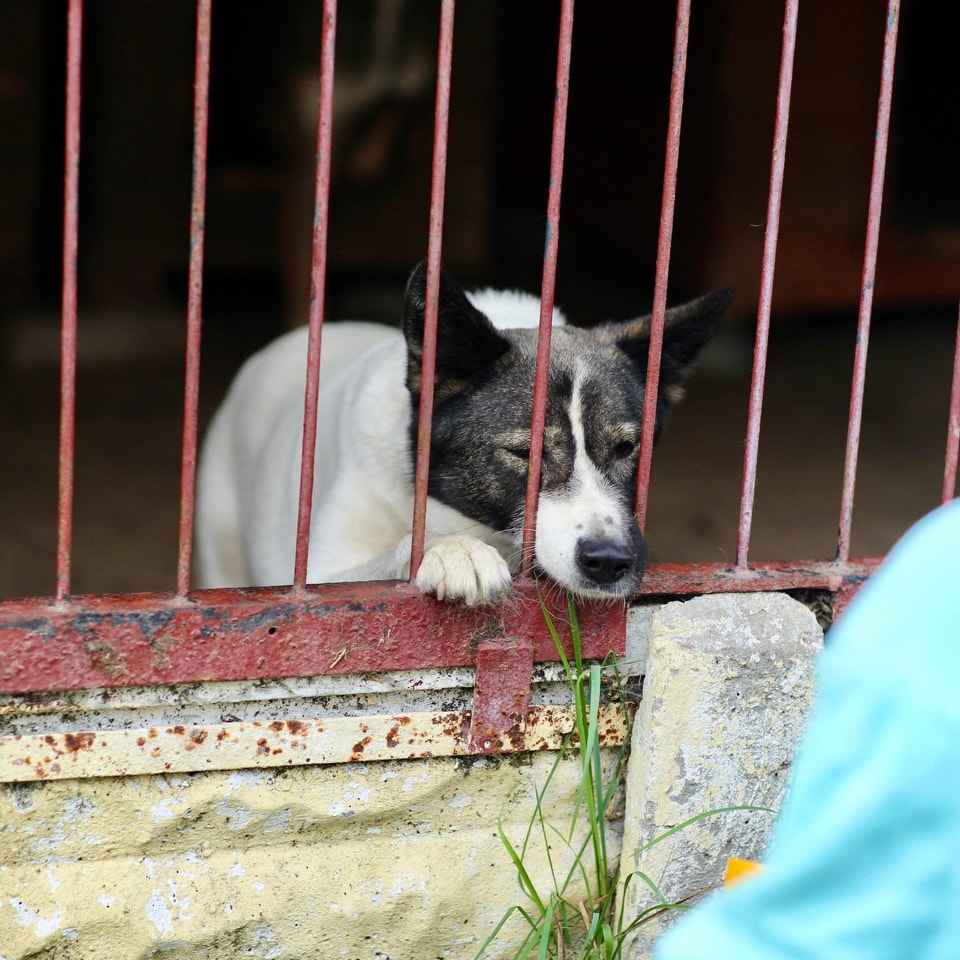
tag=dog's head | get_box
[403,263,730,598]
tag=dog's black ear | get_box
[403,260,510,399]
[601,288,732,404]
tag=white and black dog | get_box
[196,263,730,604]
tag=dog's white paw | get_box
[415,535,512,606]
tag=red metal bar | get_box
[943,302,960,503]
[56,0,84,602]
[293,0,338,589]
[735,0,799,568]
[521,0,575,576]
[836,0,900,561]
[634,0,691,529]
[0,559,882,696]
[0,582,625,695]
[409,0,456,578]
[175,0,212,597]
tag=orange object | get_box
[724,858,764,887]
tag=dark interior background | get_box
[1,1,957,599]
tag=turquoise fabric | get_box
[655,501,960,960]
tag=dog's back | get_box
[195,321,397,588]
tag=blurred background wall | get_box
[1,1,957,598]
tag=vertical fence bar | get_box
[293,0,338,589]
[836,0,900,561]
[943,303,960,504]
[56,0,84,602]
[634,0,691,530]
[175,0,212,597]
[409,0,456,578]
[520,0,575,577]
[734,0,799,568]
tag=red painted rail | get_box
[735,0,799,568]
[293,0,338,588]
[521,0,575,576]
[409,0,456,578]
[836,0,900,561]
[56,0,84,602]
[635,0,691,530]
[0,582,625,696]
[175,0,213,597]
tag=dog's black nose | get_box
[575,538,633,585]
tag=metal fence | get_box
[1,0,958,746]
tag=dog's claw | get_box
[415,535,512,606]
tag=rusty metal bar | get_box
[409,0,456,578]
[634,0,691,529]
[521,0,574,576]
[944,302,960,503]
[735,0,799,568]
[175,0,213,597]
[0,581,626,695]
[836,0,900,561]
[293,0,338,588]
[56,0,84,601]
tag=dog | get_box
[195,262,730,604]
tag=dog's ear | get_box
[403,260,510,399]
[599,289,732,405]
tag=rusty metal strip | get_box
[409,0,456,577]
[293,0,338,588]
[836,0,900,561]
[521,0,575,576]
[176,0,213,596]
[56,0,84,601]
[0,582,626,695]
[0,704,632,783]
[943,301,960,504]
[635,0,691,529]
[736,0,799,567]
[469,636,534,754]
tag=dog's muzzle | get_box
[574,526,647,591]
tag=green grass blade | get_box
[498,819,547,915]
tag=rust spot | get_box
[164,762,171,770]
[148,728,158,738]
[285,720,308,736]
[272,748,282,755]
[150,748,161,758]
[352,735,372,755]
[256,738,270,756]
[136,737,146,747]
[386,725,400,748]
[35,765,47,779]
[419,751,433,758]
[395,715,411,726]
[64,732,95,753]
[44,735,56,746]
[190,729,208,745]
[167,725,185,736]
[217,729,230,742]
[269,721,284,732]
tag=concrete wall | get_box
[0,593,822,959]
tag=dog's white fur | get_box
[196,289,628,603]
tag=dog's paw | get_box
[415,535,512,606]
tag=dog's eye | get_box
[611,440,636,461]
[503,446,530,461]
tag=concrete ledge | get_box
[619,592,823,958]
[0,592,822,959]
